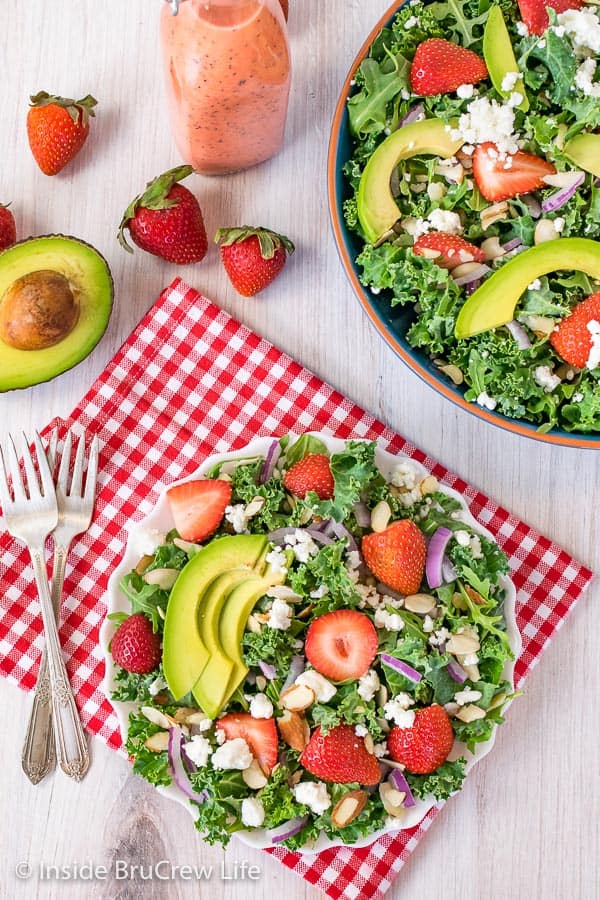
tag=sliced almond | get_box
[455,704,486,723]
[363,733,375,755]
[404,593,437,615]
[371,500,392,533]
[144,731,170,752]
[480,236,506,261]
[542,171,582,188]
[379,758,406,771]
[135,554,154,575]
[464,585,486,606]
[427,182,447,201]
[331,790,368,828]
[280,683,315,712]
[246,614,262,633]
[245,496,266,517]
[444,702,460,717]
[452,590,468,611]
[463,663,480,682]
[376,684,388,708]
[143,568,179,590]
[255,675,267,692]
[296,603,315,620]
[288,769,303,786]
[173,537,201,553]
[277,710,310,752]
[446,632,480,655]
[418,475,438,496]
[523,314,555,337]
[379,782,406,817]
[481,201,509,230]
[451,261,482,279]
[172,707,197,724]
[434,360,464,385]
[186,712,210,725]
[242,759,268,789]
[488,691,507,710]
[534,219,558,245]
[141,707,173,730]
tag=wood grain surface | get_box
[1,2,598,899]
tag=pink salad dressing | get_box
[160,0,291,175]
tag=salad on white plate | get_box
[101,434,520,853]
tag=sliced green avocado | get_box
[162,534,267,700]
[455,238,600,338]
[564,134,600,178]
[357,119,463,245]
[0,235,113,391]
[483,6,529,112]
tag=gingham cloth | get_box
[0,278,593,899]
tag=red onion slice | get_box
[464,277,483,296]
[388,768,417,808]
[522,195,542,219]
[501,237,523,252]
[270,815,310,844]
[259,439,281,484]
[452,264,490,286]
[376,583,405,604]
[258,660,277,681]
[541,172,584,213]
[399,103,425,128]
[426,526,453,589]
[325,520,359,553]
[168,727,208,804]
[505,319,532,349]
[446,659,468,684]
[282,655,306,692]
[381,653,422,683]
[441,556,457,584]
[353,500,371,528]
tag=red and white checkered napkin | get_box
[0,278,593,898]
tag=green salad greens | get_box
[108,436,518,850]
[343,0,600,433]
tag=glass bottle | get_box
[160,0,291,175]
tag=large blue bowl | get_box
[327,0,600,449]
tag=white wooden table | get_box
[1,2,598,898]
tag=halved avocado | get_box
[483,6,529,112]
[357,118,464,245]
[455,238,600,338]
[0,235,113,391]
[564,134,600,178]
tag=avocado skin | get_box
[483,6,529,112]
[0,235,113,391]
[455,238,600,338]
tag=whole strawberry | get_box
[111,613,161,674]
[27,92,97,176]
[550,293,600,369]
[410,39,488,96]
[300,724,381,785]
[362,519,427,595]
[387,704,454,774]
[118,165,208,264]
[0,204,16,251]
[283,453,334,500]
[215,226,294,297]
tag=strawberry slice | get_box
[300,724,381,785]
[216,712,279,775]
[166,479,232,543]
[283,453,334,500]
[413,233,485,270]
[472,143,556,202]
[387,704,454,774]
[410,38,488,96]
[517,0,583,35]
[550,292,600,368]
[305,610,379,681]
[362,520,427,596]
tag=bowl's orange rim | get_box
[327,0,599,450]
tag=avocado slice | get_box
[564,134,600,178]
[0,235,113,391]
[483,6,529,112]
[455,238,600,338]
[357,119,463,245]
[162,534,268,700]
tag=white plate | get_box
[100,434,521,854]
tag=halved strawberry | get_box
[362,520,426,596]
[413,233,485,270]
[387,704,454,774]
[166,479,232,543]
[283,453,334,500]
[300,724,381,785]
[216,712,279,775]
[305,610,378,681]
[550,292,600,368]
[472,143,556,202]
[517,0,583,35]
[410,38,488,96]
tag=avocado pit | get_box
[0,269,80,351]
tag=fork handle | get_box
[21,544,68,784]
[29,546,89,781]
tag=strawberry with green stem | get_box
[215,226,295,297]
[27,92,97,176]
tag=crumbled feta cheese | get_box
[573,392,584,403]
[586,320,600,370]
[196,717,213,732]
[501,71,520,92]
[553,216,565,233]
[371,286,381,295]
[374,608,405,632]
[241,797,265,827]
[266,597,293,630]
[508,91,523,108]
[454,689,483,706]
[516,21,529,36]
[404,15,420,28]
[148,676,167,697]
[528,278,542,291]
[355,582,382,610]
[469,534,483,560]
[346,550,361,572]
[429,627,451,648]
[358,668,380,702]
[225,504,249,534]
[557,8,600,57]
[534,365,562,392]
[211,737,253,770]
[454,529,471,547]
[265,584,301,601]
[451,97,519,157]
[391,461,419,489]
[309,584,329,599]
[296,669,337,702]
[265,546,289,576]
[423,614,434,633]
[374,742,388,758]
[401,88,411,101]
[552,24,565,37]
[184,735,212,768]
[461,652,479,666]
[284,528,319,562]
[215,728,226,745]
[384,700,416,728]
[355,724,369,737]
[250,692,273,719]
[537,38,546,49]
[293,781,331,815]
[400,215,430,238]
[575,58,600,97]
[456,83,475,99]
[427,208,463,235]
[476,391,497,411]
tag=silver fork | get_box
[0,432,90,783]
[20,429,98,784]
